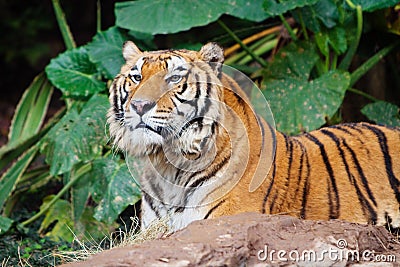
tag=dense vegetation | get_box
[1,0,399,265]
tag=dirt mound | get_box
[60,213,400,266]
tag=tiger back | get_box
[107,41,400,232]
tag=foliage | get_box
[0,0,399,262]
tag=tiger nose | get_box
[131,100,156,116]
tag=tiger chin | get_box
[108,41,400,232]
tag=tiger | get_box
[107,41,400,232]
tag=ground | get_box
[59,213,400,266]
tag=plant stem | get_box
[52,0,76,50]
[20,163,92,227]
[225,35,275,65]
[350,41,399,87]
[218,20,268,67]
[279,14,297,41]
[339,0,362,70]
[237,39,278,65]
[347,88,380,102]
[297,11,309,40]
[96,0,102,32]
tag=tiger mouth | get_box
[135,122,162,135]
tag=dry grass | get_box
[54,216,170,264]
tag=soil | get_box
[59,212,400,266]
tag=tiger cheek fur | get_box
[108,41,400,232]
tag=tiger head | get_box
[108,41,226,160]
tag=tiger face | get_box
[108,42,225,161]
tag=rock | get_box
[59,213,400,267]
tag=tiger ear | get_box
[122,41,142,61]
[199,42,224,75]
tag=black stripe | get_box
[195,73,201,98]
[279,137,294,208]
[143,193,160,218]
[292,138,305,200]
[364,124,400,203]
[269,192,279,213]
[186,153,230,188]
[204,199,225,219]
[178,82,188,95]
[341,139,377,206]
[300,151,311,219]
[305,133,340,219]
[112,82,120,116]
[262,161,276,213]
[321,129,377,222]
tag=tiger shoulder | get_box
[107,40,400,232]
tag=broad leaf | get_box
[262,42,350,134]
[228,0,270,22]
[40,94,109,175]
[116,0,269,35]
[39,196,74,242]
[351,0,399,12]
[86,27,128,80]
[91,157,141,224]
[39,196,113,242]
[293,0,341,32]
[361,101,400,127]
[263,0,319,17]
[45,47,105,98]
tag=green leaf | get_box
[45,47,105,98]
[315,26,347,56]
[39,196,74,242]
[263,0,319,17]
[293,0,341,33]
[116,0,269,34]
[40,94,109,175]
[0,216,13,235]
[70,168,91,223]
[86,27,128,80]
[39,196,114,242]
[262,42,350,134]
[116,0,227,34]
[8,73,53,146]
[0,145,38,209]
[361,101,400,127]
[227,0,270,22]
[90,157,141,224]
[263,41,320,80]
[351,0,399,12]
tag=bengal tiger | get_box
[107,41,400,232]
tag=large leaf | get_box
[90,157,141,224]
[39,196,112,242]
[227,0,270,22]
[263,0,319,17]
[351,0,399,12]
[262,42,350,134]
[40,94,109,175]
[86,27,128,80]
[45,47,105,98]
[39,196,74,242]
[361,101,400,127]
[116,0,270,35]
